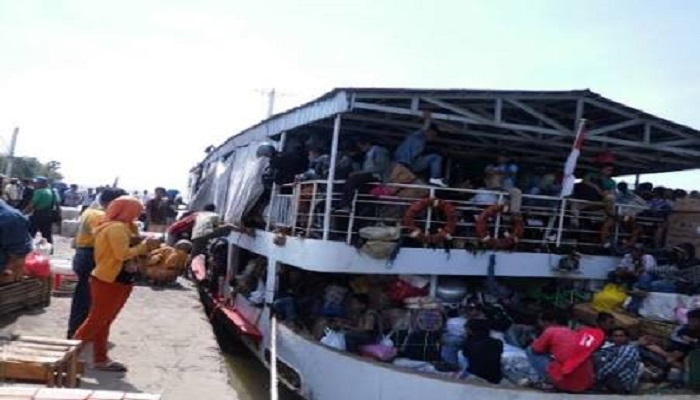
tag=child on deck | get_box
[144,240,192,285]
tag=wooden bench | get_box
[0,387,161,399]
[0,336,82,388]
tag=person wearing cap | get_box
[23,176,59,244]
[335,136,390,213]
[393,113,447,188]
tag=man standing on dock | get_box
[0,198,33,283]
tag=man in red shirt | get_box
[527,309,602,392]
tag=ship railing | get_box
[266,180,663,253]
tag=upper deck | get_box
[190,88,700,278]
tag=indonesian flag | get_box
[560,119,587,197]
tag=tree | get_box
[0,155,63,180]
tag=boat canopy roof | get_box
[204,88,700,176]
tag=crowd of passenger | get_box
[220,262,700,393]
[251,113,695,251]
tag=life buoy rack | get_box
[403,197,458,245]
[475,204,524,250]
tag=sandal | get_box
[94,360,128,372]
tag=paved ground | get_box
[0,237,241,400]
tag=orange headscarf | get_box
[98,196,144,226]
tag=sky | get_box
[1,0,700,193]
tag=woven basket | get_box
[638,318,676,340]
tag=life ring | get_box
[403,197,457,245]
[475,204,524,250]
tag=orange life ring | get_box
[475,204,524,250]
[403,197,458,245]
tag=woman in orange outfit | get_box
[74,196,159,372]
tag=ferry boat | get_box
[188,88,700,399]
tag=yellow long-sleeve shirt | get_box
[76,207,140,249]
[92,221,149,283]
[74,208,105,248]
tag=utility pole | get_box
[5,127,19,177]
[267,88,276,118]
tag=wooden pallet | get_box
[0,387,161,399]
[0,336,82,388]
[0,277,51,316]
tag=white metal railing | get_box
[266,180,663,253]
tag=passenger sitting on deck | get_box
[527,309,597,392]
[460,318,504,384]
[484,152,519,192]
[0,198,33,284]
[611,244,658,286]
[144,240,192,285]
[594,327,642,394]
[297,147,330,182]
[339,294,381,354]
[622,246,678,314]
[393,112,447,188]
[335,136,390,213]
[666,308,700,371]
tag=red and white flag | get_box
[560,119,587,197]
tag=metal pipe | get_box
[323,114,342,240]
[493,193,504,238]
[556,199,567,247]
[346,190,358,244]
[426,188,435,235]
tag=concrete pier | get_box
[0,275,240,400]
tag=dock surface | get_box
[0,274,240,400]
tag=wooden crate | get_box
[0,277,51,316]
[0,336,82,388]
[0,388,162,400]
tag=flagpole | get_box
[555,119,587,247]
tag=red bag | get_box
[386,279,428,303]
[24,252,51,278]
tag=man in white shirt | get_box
[3,178,22,209]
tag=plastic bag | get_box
[320,328,346,351]
[32,233,53,256]
[591,283,627,312]
[24,252,51,278]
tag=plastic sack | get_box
[386,279,429,303]
[320,328,346,351]
[360,343,397,361]
[640,292,690,322]
[591,283,627,312]
[32,233,53,256]
[370,186,394,197]
[24,252,51,278]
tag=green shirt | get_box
[584,172,615,191]
[31,188,55,211]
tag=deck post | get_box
[266,132,287,231]
[429,275,438,297]
[323,114,342,240]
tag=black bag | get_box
[115,261,140,284]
